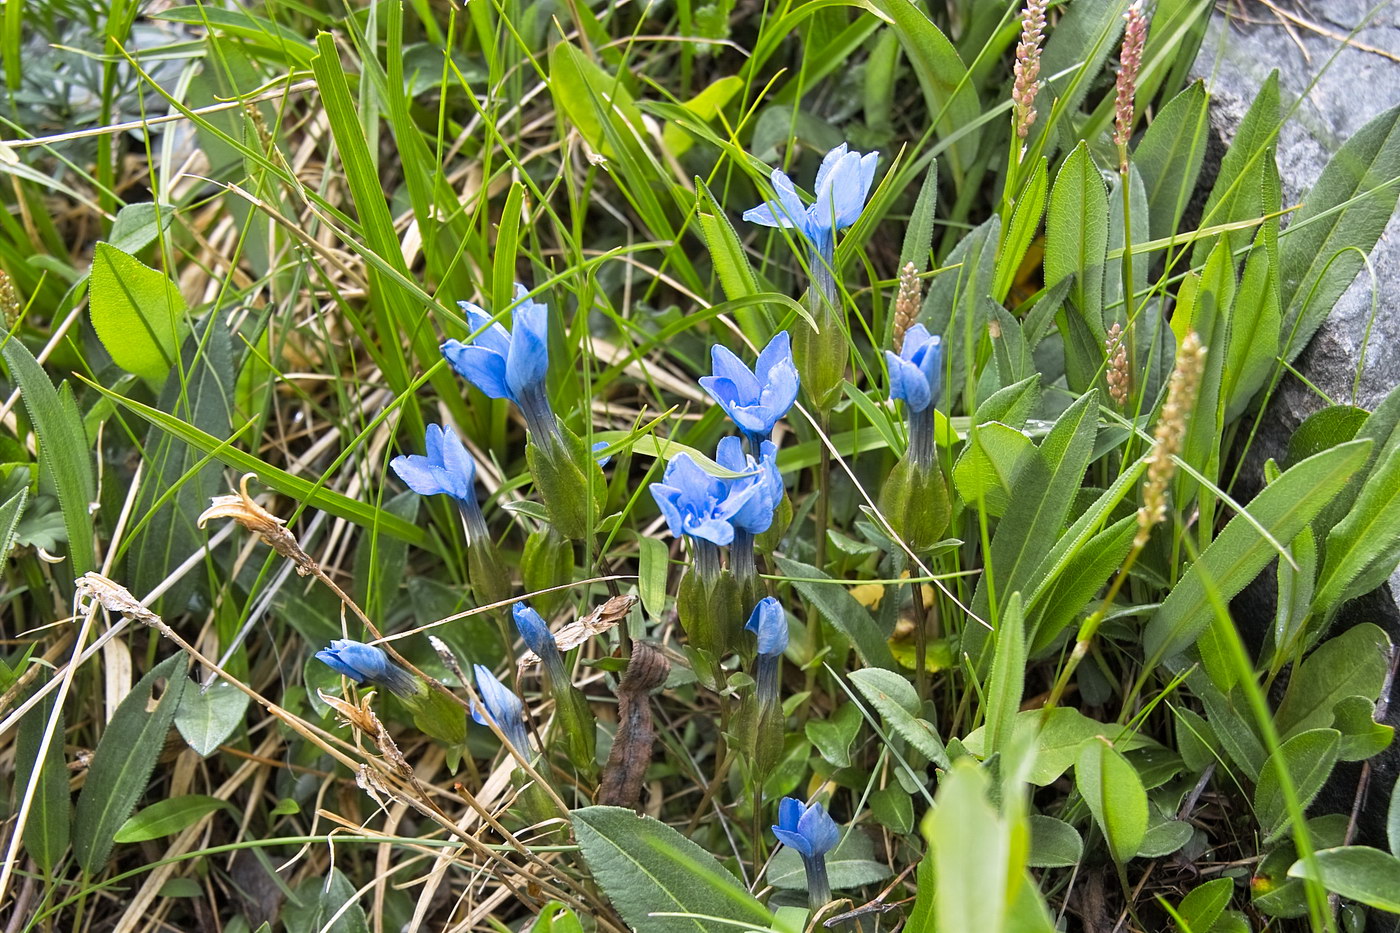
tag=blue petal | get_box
[727,402,782,438]
[888,352,931,412]
[772,827,814,858]
[391,454,449,498]
[592,440,612,467]
[746,597,788,657]
[506,300,550,400]
[771,170,811,238]
[437,426,477,496]
[813,143,849,195]
[714,435,747,474]
[742,200,791,229]
[798,801,840,856]
[710,344,761,404]
[649,483,688,538]
[699,375,741,413]
[459,301,513,357]
[316,648,367,683]
[755,331,793,382]
[443,340,513,400]
[683,515,736,546]
[777,796,804,832]
[827,151,870,230]
[512,602,555,657]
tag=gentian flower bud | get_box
[885,323,943,468]
[471,663,532,757]
[442,283,559,445]
[745,597,787,708]
[511,601,597,775]
[744,143,878,306]
[699,333,799,447]
[772,796,839,910]
[391,424,489,543]
[316,640,421,699]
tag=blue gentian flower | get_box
[649,453,760,548]
[699,333,800,445]
[743,144,879,254]
[592,440,612,468]
[746,597,788,658]
[772,796,838,909]
[391,424,489,542]
[471,663,532,757]
[885,324,942,414]
[316,640,419,698]
[714,437,784,536]
[747,597,787,709]
[442,283,558,442]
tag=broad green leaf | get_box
[106,201,175,256]
[777,557,895,669]
[1273,525,1317,662]
[14,671,69,872]
[1133,81,1209,243]
[922,215,1000,408]
[1389,778,1400,857]
[115,795,227,843]
[696,179,759,302]
[284,867,369,933]
[858,0,979,181]
[89,242,187,385]
[967,391,1101,667]
[1195,71,1280,266]
[530,903,586,933]
[768,832,891,890]
[1316,440,1400,612]
[637,535,669,620]
[928,760,1010,933]
[1027,815,1082,868]
[1029,515,1136,654]
[74,653,190,873]
[897,158,939,275]
[1104,166,1149,313]
[662,76,742,156]
[1333,696,1393,762]
[571,806,772,933]
[1137,818,1193,858]
[2,339,96,576]
[1223,233,1282,422]
[1046,142,1109,342]
[1275,623,1390,738]
[805,703,862,769]
[963,708,1152,786]
[1255,728,1341,841]
[1174,236,1234,506]
[984,592,1026,760]
[1076,739,1148,864]
[1284,405,1369,470]
[1176,877,1234,933]
[849,668,948,766]
[1143,440,1371,661]
[174,680,251,758]
[1287,846,1400,912]
[994,157,1048,303]
[1280,103,1400,362]
[871,785,913,834]
[952,422,1034,516]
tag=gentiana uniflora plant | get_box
[5,1,1400,932]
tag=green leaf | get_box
[984,592,1026,760]
[0,488,26,559]
[284,867,369,933]
[115,795,227,843]
[1176,877,1234,933]
[805,703,862,769]
[1316,439,1400,612]
[1046,142,1109,384]
[776,557,895,669]
[1076,738,1148,864]
[174,680,251,758]
[1133,81,1209,243]
[637,535,670,620]
[14,670,69,872]
[1143,440,1371,661]
[1333,696,1393,762]
[74,653,190,873]
[1195,70,1280,266]
[962,708,1152,786]
[928,759,1011,933]
[1280,103,1400,363]
[1254,728,1341,841]
[106,201,175,256]
[1287,846,1400,912]
[952,423,1034,517]
[1137,818,1193,858]
[571,806,772,933]
[1223,232,1281,422]
[922,215,1000,408]
[1028,815,1083,868]
[768,831,891,890]
[530,903,586,933]
[1032,0,1129,160]
[2,339,96,576]
[994,157,1048,303]
[1275,623,1391,738]
[1029,515,1136,654]
[89,242,188,385]
[849,668,948,766]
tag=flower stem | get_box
[802,854,832,914]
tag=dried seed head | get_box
[322,690,413,778]
[892,262,921,354]
[75,572,161,626]
[1114,1,1148,166]
[1135,331,1205,548]
[199,474,316,575]
[0,270,19,328]
[1012,0,1048,139]
[1105,322,1130,406]
[356,763,392,808]
[519,593,636,667]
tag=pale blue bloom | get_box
[714,436,783,536]
[743,144,880,252]
[512,602,555,659]
[699,333,799,445]
[745,597,787,658]
[885,324,943,414]
[773,796,838,909]
[442,283,557,441]
[316,640,418,698]
[649,453,760,548]
[391,424,489,541]
[471,663,532,756]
